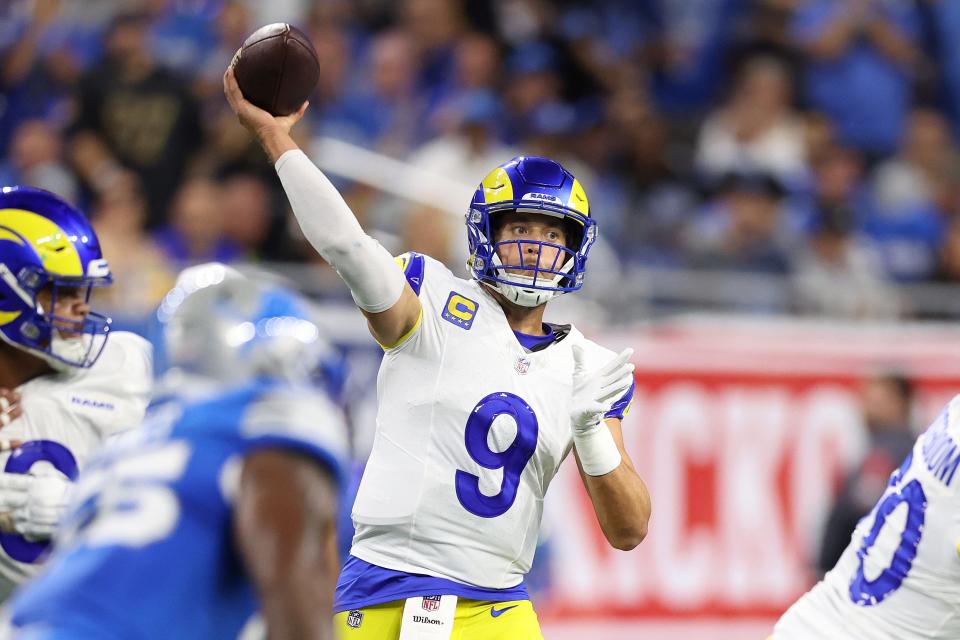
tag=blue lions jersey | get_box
[7,379,349,640]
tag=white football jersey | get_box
[0,331,153,599]
[774,394,960,639]
[350,254,625,589]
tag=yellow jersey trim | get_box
[379,306,423,351]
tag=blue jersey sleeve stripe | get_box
[401,252,425,296]
[244,435,347,488]
[604,380,635,420]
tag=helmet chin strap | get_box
[486,252,575,308]
[493,279,559,307]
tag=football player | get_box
[225,67,650,640]
[0,186,152,601]
[772,397,960,639]
[5,265,350,639]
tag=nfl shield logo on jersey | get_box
[347,610,364,628]
[515,356,530,375]
[422,595,442,612]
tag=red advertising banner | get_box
[538,318,960,637]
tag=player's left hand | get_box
[570,345,635,435]
[0,471,73,541]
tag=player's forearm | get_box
[258,543,336,640]
[253,124,299,164]
[236,452,337,640]
[274,149,406,314]
[578,443,651,551]
[582,468,650,550]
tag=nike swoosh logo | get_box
[490,605,518,618]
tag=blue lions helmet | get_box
[0,186,112,369]
[467,156,597,307]
[158,263,337,388]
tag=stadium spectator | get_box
[645,0,750,116]
[426,32,502,137]
[789,144,870,240]
[860,110,949,281]
[148,0,222,75]
[790,0,921,158]
[685,171,793,276]
[922,0,960,140]
[69,9,203,226]
[0,118,78,202]
[802,111,838,167]
[871,108,956,214]
[303,23,373,147]
[400,0,467,105]
[792,202,899,319]
[89,181,176,319]
[0,0,104,154]
[502,41,565,144]
[695,56,808,186]
[816,372,916,576]
[807,144,868,214]
[153,177,239,266]
[221,172,278,259]
[194,1,253,108]
[361,30,425,156]
[613,106,698,266]
[932,217,960,284]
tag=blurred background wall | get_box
[4,0,960,636]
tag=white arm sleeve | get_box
[275,149,406,313]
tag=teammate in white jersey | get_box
[0,186,152,600]
[773,395,960,639]
[225,65,651,640]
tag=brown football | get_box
[232,23,319,116]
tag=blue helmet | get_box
[157,263,339,389]
[466,156,597,306]
[0,186,112,369]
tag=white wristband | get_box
[573,422,622,476]
[275,149,405,313]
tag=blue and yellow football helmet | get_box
[0,186,112,369]
[467,156,597,306]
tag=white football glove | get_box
[0,389,22,428]
[570,345,634,476]
[0,470,72,541]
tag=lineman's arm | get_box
[234,449,339,640]
[222,66,421,347]
[575,419,651,551]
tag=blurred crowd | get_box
[6,0,960,321]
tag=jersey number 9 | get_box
[455,392,539,518]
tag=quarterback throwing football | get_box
[225,66,651,640]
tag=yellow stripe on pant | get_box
[334,598,543,640]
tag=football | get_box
[232,23,320,116]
